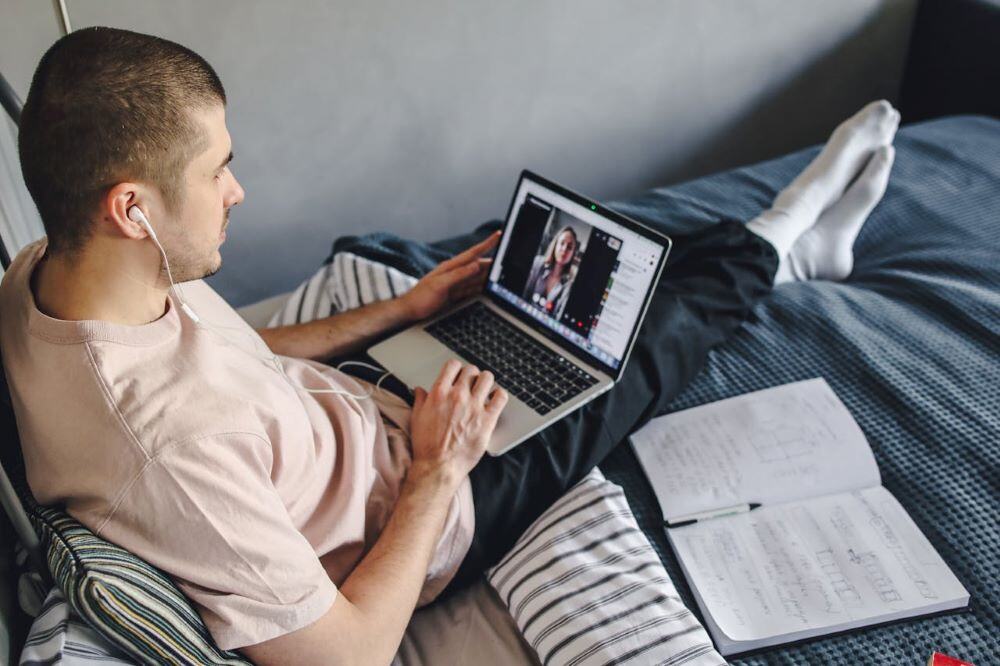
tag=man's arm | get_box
[240,360,508,666]
[255,295,419,361]
[255,232,501,361]
[240,461,458,666]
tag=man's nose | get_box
[226,173,246,208]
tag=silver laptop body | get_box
[370,170,671,456]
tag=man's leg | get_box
[444,219,777,592]
[444,100,900,594]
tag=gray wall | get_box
[1,0,917,306]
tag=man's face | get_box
[159,104,244,282]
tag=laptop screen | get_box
[486,172,669,376]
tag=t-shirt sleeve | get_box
[101,431,337,651]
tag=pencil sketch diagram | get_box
[742,394,837,463]
[847,548,902,603]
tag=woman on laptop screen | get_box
[522,213,590,317]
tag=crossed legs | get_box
[442,100,900,595]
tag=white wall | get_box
[0,0,917,305]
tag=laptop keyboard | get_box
[425,302,600,415]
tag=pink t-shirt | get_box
[0,239,474,650]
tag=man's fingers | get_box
[434,231,501,273]
[433,359,463,393]
[456,363,479,390]
[449,258,492,292]
[456,273,488,300]
[435,259,488,301]
[413,386,427,410]
[460,260,483,277]
[472,371,495,401]
[486,387,509,415]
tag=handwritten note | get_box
[630,379,880,522]
[668,487,968,652]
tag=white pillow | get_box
[487,470,723,666]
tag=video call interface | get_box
[488,184,665,370]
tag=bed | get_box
[301,113,997,665]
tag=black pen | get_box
[666,503,762,528]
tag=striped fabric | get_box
[487,470,723,666]
[268,251,418,326]
[19,587,132,665]
[23,504,252,665]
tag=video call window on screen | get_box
[497,195,622,340]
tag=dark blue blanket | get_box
[333,115,999,664]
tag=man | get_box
[1,27,897,664]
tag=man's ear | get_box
[103,182,152,240]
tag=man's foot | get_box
[747,100,900,268]
[778,145,895,282]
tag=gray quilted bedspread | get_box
[596,115,999,664]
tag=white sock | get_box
[781,145,895,282]
[748,100,900,265]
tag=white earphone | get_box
[127,205,389,400]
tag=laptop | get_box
[370,170,671,456]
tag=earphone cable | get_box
[140,210,388,400]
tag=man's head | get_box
[19,26,244,282]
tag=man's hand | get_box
[409,359,509,486]
[402,231,501,321]
[243,360,507,666]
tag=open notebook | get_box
[630,378,969,657]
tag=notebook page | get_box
[630,378,879,522]
[668,486,969,654]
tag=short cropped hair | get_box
[18,27,226,255]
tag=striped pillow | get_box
[269,251,419,326]
[487,470,723,666]
[22,504,251,665]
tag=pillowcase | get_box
[487,470,723,666]
[19,586,132,665]
[268,250,419,327]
